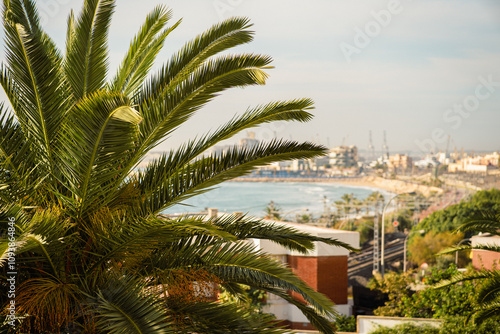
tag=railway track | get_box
[348,238,405,275]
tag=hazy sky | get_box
[1,0,500,154]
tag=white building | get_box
[252,221,359,331]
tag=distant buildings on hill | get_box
[142,131,499,177]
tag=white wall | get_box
[357,316,443,334]
[254,220,360,257]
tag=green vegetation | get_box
[368,318,500,334]
[403,189,500,267]
[369,323,439,334]
[333,314,357,332]
[0,1,352,333]
[367,190,500,333]
[370,266,477,319]
[264,201,282,220]
[408,231,465,267]
[369,262,500,332]
[413,189,500,236]
[437,209,500,324]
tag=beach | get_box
[230,176,444,197]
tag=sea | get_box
[162,181,392,218]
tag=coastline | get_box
[230,176,443,196]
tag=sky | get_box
[1,0,500,155]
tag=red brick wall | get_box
[287,255,348,305]
[473,250,500,270]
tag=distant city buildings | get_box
[414,156,440,169]
[328,145,358,168]
[387,154,413,171]
[144,131,500,179]
[239,131,260,149]
[448,152,499,174]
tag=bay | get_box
[163,181,392,218]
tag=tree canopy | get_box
[413,189,500,236]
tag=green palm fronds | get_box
[437,210,500,324]
[0,1,346,333]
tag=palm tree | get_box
[335,193,355,229]
[437,211,500,324]
[0,0,355,333]
[366,191,385,213]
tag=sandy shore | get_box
[230,176,443,196]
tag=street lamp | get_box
[381,191,416,278]
[403,229,425,272]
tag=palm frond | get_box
[0,106,37,200]
[435,269,494,289]
[137,140,327,214]
[137,16,254,104]
[201,243,336,316]
[456,211,500,236]
[134,98,316,176]
[474,301,500,324]
[260,288,335,334]
[438,244,472,256]
[16,277,82,333]
[110,5,179,97]
[64,0,115,100]
[151,239,336,317]
[476,270,500,304]
[57,91,141,217]
[212,214,359,253]
[136,53,273,155]
[440,243,500,256]
[2,0,67,170]
[93,276,173,334]
[84,216,235,274]
[168,300,289,334]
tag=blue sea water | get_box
[163,181,391,218]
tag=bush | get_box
[407,231,464,267]
[440,317,500,334]
[368,317,500,334]
[369,323,439,334]
[334,315,357,332]
[370,265,476,319]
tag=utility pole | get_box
[368,130,375,161]
[383,130,389,159]
[269,200,275,219]
[373,210,380,274]
[323,196,331,226]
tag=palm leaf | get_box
[136,53,273,155]
[64,0,115,100]
[147,239,336,318]
[110,5,179,97]
[137,140,327,214]
[84,216,235,274]
[456,211,500,236]
[474,301,500,324]
[212,214,359,253]
[2,0,67,169]
[260,288,335,334]
[168,300,288,334]
[93,276,173,334]
[57,91,141,217]
[137,16,254,104]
